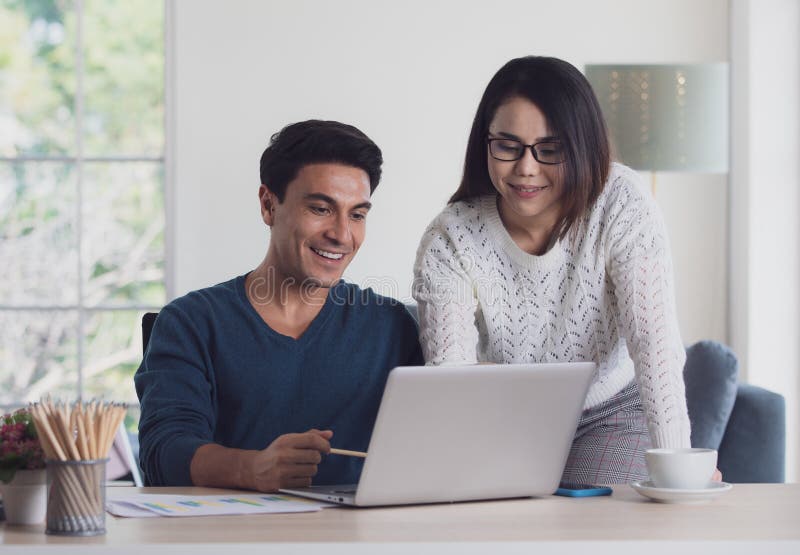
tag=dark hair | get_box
[260,120,383,201]
[451,56,610,241]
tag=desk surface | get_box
[2,484,799,554]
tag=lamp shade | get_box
[585,64,729,172]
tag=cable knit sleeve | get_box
[412,214,480,365]
[604,169,691,449]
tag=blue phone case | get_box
[554,483,613,497]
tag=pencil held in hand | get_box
[329,448,367,458]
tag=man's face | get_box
[262,163,372,289]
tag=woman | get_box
[413,56,693,485]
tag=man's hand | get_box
[190,429,333,492]
[245,429,333,492]
[712,468,723,482]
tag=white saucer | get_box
[631,481,733,504]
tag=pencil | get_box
[329,448,367,458]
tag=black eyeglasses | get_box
[486,137,565,164]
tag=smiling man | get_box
[135,120,422,492]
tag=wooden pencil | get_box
[28,399,129,531]
[329,448,368,458]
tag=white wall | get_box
[171,0,730,352]
[730,0,800,481]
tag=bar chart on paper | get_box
[106,493,335,518]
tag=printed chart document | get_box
[106,492,334,518]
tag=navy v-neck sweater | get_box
[135,274,423,487]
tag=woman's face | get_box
[487,96,564,230]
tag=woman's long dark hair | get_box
[451,56,610,241]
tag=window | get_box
[0,0,165,413]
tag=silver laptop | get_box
[280,362,595,507]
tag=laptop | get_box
[280,362,595,506]
[106,423,144,487]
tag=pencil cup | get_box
[45,458,108,536]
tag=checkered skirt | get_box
[560,381,651,485]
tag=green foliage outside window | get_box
[0,0,165,421]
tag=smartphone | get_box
[554,482,613,497]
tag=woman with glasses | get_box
[413,56,697,485]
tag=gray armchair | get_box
[683,341,785,483]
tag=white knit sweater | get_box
[413,163,691,449]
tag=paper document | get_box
[106,492,334,518]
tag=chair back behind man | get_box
[142,312,158,356]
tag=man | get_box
[135,120,422,492]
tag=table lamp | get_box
[584,64,729,192]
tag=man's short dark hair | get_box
[259,120,383,201]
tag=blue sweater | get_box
[135,275,423,487]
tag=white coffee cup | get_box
[645,448,717,489]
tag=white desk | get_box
[2,484,799,554]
